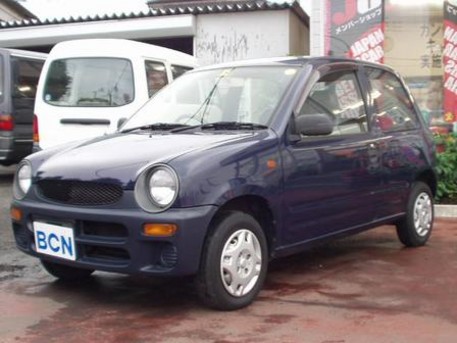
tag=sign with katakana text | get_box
[325,0,385,64]
[443,0,457,123]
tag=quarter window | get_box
[171,65,193,80]
[366,67,419,132]
[298,71,367,136]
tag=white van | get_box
[34,39,198,150]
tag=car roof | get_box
[194,56,396,74]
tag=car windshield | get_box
[121,66,299,131]
[43,58,134,107]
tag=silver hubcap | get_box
[414,192,433,237]
[220,229,262,297]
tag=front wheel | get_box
[396,182,434,247]
[195,211,268,310]
[41,260,94,282]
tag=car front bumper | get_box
[11,197,217,277]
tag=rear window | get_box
[43,58,134,107]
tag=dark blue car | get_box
[11,57,437,310]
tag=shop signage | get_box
[325,0,385,63]
[443,0,457,123]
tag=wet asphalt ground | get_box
[1,165,457,343]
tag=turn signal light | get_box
[10,207,22,222]
[143,223,178,237]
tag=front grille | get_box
[84,245,130,262]
[36,179,123,206]
[82,221,128,238]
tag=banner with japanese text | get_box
[443,0,457,123]
[325,0,385,64]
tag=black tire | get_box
[41,260,94,282]
[396,182,434,247]
[195,211,268,311]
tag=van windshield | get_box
[43,58,134,107]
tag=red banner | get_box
[443,1,457,123]
[325,0,385,64]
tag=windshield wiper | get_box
[121,123,189,133]
[201,121,268,130]
[171,121,268,133]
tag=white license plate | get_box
[33,222,76,261]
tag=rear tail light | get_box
[0,114,14,131]
[33,114,39,143]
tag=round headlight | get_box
[14,161,32,199]
[135,164,180,212]
[148,168,178,207]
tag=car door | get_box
[363,66,425,220]
[280,64,383,246]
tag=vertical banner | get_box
[325,0,385,64]
[443,1,457,124]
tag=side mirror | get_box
[117,117,127,130]
[296,113,334,136]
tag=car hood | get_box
[35,132,259,187]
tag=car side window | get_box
[365,67,419,132]
[298,70,367,137]
[145,60,168,97]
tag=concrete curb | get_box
[435,204,457,218]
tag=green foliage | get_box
[434,133,457,202]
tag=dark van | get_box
[0,48,46,166]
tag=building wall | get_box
[384,5,443,78]
[310,0,324,56]
[195,11,293,65]
[289,11,309,56]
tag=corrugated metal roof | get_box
[0,1,308,29]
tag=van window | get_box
[43,58,134,107]
[145,60,168,97]
[12,57,44,98]
[171,65,193,79]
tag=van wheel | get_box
[195,211,268,310]
[396,182,434,247]
[41,260,94,281]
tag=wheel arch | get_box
[415,169,437,197]
[205,195,277,259]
